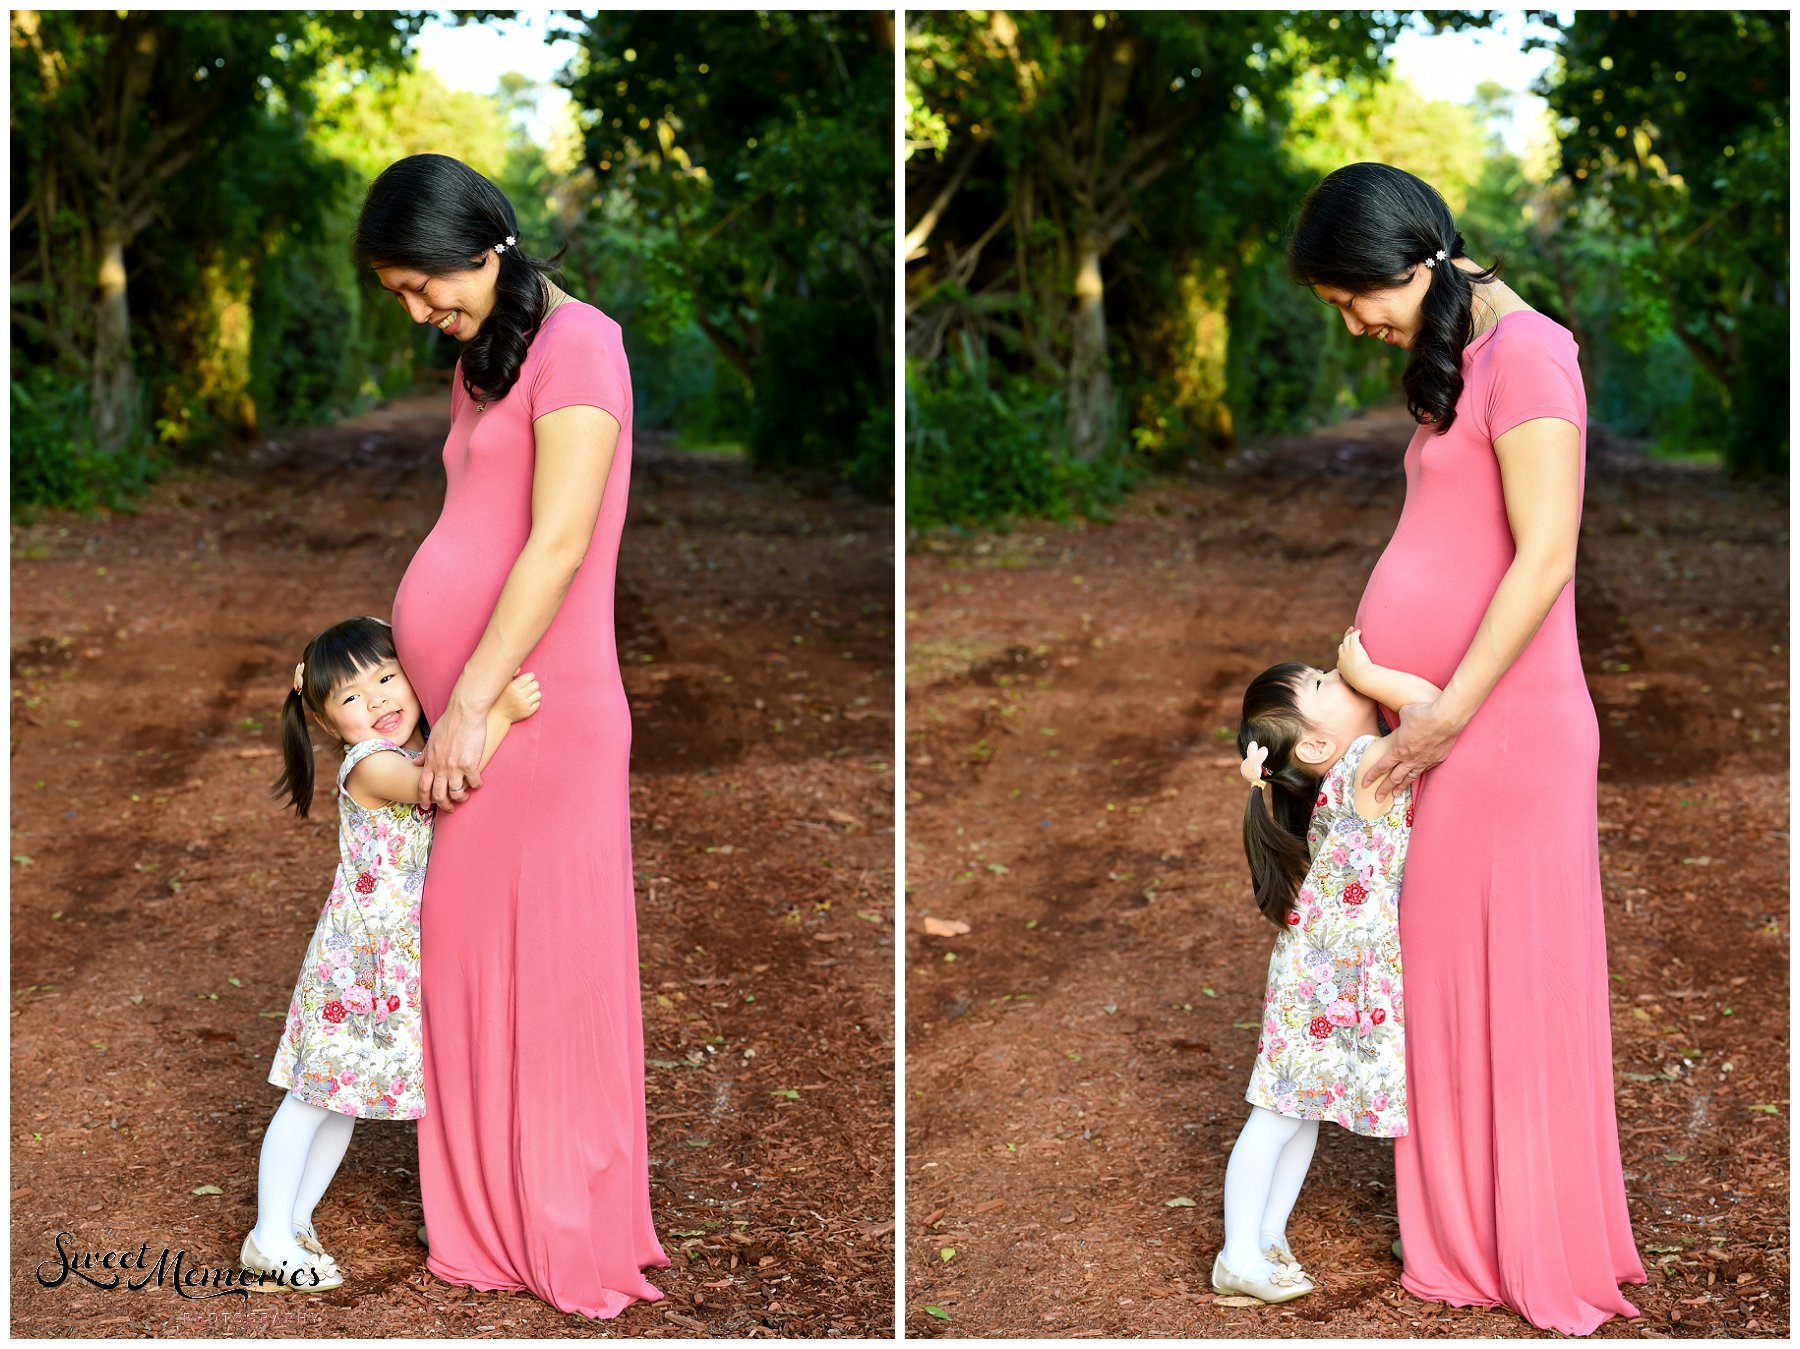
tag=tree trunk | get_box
[1067,233,1114,461]
[91,220,138,456]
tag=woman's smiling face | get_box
[373,253,497,342]
[1314,265,1432,349]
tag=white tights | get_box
[250,1092,356,1261]
[1221,1105,1319,1277]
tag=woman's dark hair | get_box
[1239,663,1329,928]
[1286,162,1502,434]
[352,153,570,408]
[272,616,404,818]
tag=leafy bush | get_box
[750,286,888,482]
[905,358,1129,528]
[11,368,156,515]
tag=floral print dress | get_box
[1246,734,1410,1137]
[268,738,433,1119]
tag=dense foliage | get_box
[11,10,421,511]
[1536,10,1788,477]
[566,11,895,495]
[10,10,894,516]
[904,9,1788,528]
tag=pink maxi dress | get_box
[1353,310,1645,1336]
[391,300,668,1318]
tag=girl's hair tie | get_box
[293,661,306,694]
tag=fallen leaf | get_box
[923,917,971,937]
[925,1306,950,1322]
[939,1247,955,1262]
[191,1185,223,1196]
[1164,1197,1196,1208]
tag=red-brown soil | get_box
[904,407,1788,1338]
[10,393,895,1337]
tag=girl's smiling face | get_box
[1291,666,1381,769]
[320,659,424,750]
[372,253,498,342]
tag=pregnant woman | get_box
[354,153,667,1318]
[1286,164,1645,1336]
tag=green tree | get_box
[564,11,894,487]
[1537,9,1789,476]
[906,10,1459,463]
[10,10,422,460]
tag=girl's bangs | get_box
[306,620,396,702]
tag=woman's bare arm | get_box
[417,405,619,811]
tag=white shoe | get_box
[239,1229,343,1293]
[1262,1235,1306,1279]
[292,1221,340,1275]
[1211,1251,1313,1303]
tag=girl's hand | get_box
[1336,626,1374,691]
[419,695,487,812]
[495,670,542,724]
[1359,696,1461,804]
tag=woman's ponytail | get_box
[351,153,570,409]
[1402,228,1501,434]
[1285,163,1503,435]
[1238,663,1328,928]
[272,688,317,817]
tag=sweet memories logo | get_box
[36,1230,328,1299]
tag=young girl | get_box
[238,616,540,1292]
[1211,626,1441,1304]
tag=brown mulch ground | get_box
[10,394,895,1337]
[903,406,1788,1338]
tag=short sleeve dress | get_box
[267,738,431,1119]
[1246,735,1410,1137]
[391,300,668,1318]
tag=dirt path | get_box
[10,394,895,1337]
[903,407,1788,1338]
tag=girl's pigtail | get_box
[1238,661,1328,928]
[271,688,317,817]
[1242,774,1314,928]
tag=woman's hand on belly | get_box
[419,698,487,810]
[1360,695,1463,804]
